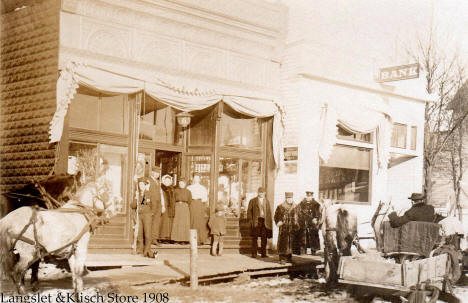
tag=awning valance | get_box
[318,83,393,169]
[50,62,284,167]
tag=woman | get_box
[170,178,192,243]
[159,175,175,243]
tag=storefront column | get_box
[209,102,223,214]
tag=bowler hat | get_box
[408,193,425,201]
[305,191,314,195]
[285,192,293,198]
[258,186,266,193]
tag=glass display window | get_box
[241,160,262,218]
[337,125,372,143]
[139,96,182,145]
[220,106,261,149]
[69,92,128,135]
[189,108,214,146]
[391,123,407,148]
[319,145,371,203]
[189,155,211,195]
[69,142,127,214]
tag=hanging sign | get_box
[377,63,419,82]
[284,147,298,161]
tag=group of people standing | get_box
[247,187,322,264]
[132,169,221,258]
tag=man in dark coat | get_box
[247,186,273,258]
[388,193,435,228]
[159,175,175,242]
[296,190,321,255]
[131,177,156,258]
[275,192,299,264]
[149,167,163,246]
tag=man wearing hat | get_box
[131,177,156,258]
[149,167,163,246]
[275,192,299,264]
[296,190,321,255]
[388,193,435,228]
[247,187,273,258]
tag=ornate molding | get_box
[60,0,281,60]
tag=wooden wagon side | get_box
[338,253,449,297]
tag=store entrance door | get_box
[155,150,181,184]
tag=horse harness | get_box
[10,202,107,264]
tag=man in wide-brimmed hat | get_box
[388,193,435,228]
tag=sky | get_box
[279,0,468,100]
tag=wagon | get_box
[338,221,460,302]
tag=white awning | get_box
[50,62,284,167]
[317,81,393,169]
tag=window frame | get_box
[320,132,375,205]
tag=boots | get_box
[211,237,219,256]
[218,240,223,256]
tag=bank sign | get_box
[377,63,419,83]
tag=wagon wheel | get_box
[406,285,440,303]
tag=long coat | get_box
[388,202,435,228]
[274,201,299,255]
[148,178,162,214]
[296,198,321,252]
[247,196,273,238]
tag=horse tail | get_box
[0,219,11,278]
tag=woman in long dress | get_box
[187,174,210,245]
[159,175,175,242]
[170,178,192,243]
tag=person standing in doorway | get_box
[247,187,273,258]
[149,167,163,246]
[187,174,210,245]
[159,175,175,243]
[171,178,192,243]
[297,190,321,255]
[275,192,299,264]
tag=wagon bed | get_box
[338,253,449,295]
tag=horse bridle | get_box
[9,201,108,277]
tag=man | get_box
[388,193,435,228]
[131,177,155,258]
[275,192,299,264]
[296,190,321,255]
[247,187,273,258]
[187,174,210,244]
[159,175,175,242]
[149,167,163,246]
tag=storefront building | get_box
[1,0,286,251]
[1,0,431,251]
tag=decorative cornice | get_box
[299,73,430,104]
[59,47,280,99]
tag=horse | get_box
[320,199,364,284]
[0,180,116,295]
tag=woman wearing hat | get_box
[388,193,435,228]
[171,177,192,243]
[159,174,175,242]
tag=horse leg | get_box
[30,260,40,291]
[69,233,90,295]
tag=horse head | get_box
[73,180,118,220]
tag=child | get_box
[208,204,226,256]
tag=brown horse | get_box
[320,199,365,284]
[0,181,116,294]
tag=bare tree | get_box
[406,25,467,204]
